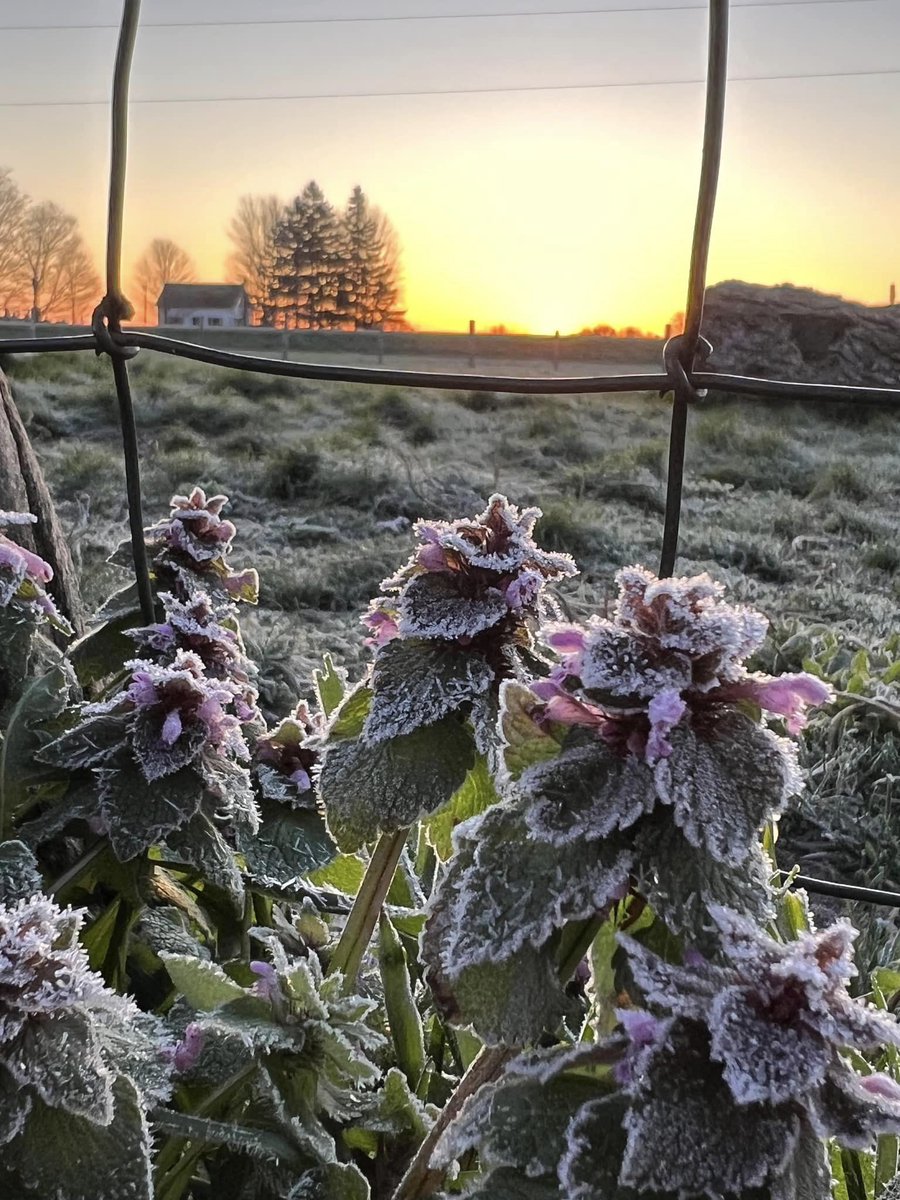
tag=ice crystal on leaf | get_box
[126,591,260,724]
[0,510,72,635]
[138,487,259,604]
[619,907,900,1160]
[539,565,831,767]
[0,893,171,1199]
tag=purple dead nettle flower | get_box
[255,701,325,799]
[618,906,900,1141]
[537,565,831,764]
[0,893,171,1134]
[0,510,71,634]
[89,649,250,780]
[373,494,577,645]
[143,487,259,603]
[127,591,260,723]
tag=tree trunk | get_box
[0,367,84,634]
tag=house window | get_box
[208,317,223,327]
[191,317,202,327]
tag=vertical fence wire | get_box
[659,0,729,578]
[100,0,154,625]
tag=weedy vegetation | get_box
[0,350,898,1200]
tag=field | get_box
[4,343,897,654]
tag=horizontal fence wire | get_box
[1,0,899,909]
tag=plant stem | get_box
[153,1062,257,1189]
[48,837,107,896]
[327,827,408,991]
[391,1045,515,1200]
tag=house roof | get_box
[157,283,246,309]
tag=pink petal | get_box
[161,709,183,745]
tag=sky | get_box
[1,0,899,333]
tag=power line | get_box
[1,65,899,108]
[0,0,885,32]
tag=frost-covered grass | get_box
[5,350,899,699]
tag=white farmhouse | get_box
[157,283,249,329]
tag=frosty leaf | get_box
[460,1170,562,1200]
[522,737,657,845]
[364,637,493,742]
[164,813,244,912]
[559,1093,641,1199]
[161,953,246,1010]
[500,680,566,781]
[238,797,336,883]
[655,711,793,866]
[7,1010,114,1124]
[131,707,207,780]
[37,712,131,771]
[318,716,475,851]
[315,653,347,718]
[12,1076,152,1200]
[94,1009,174,1108]
[807,1062,900,1148]
[424,754,500,860]
[288,1161,370,1200]
[352,1067,433,1141]
[709,984,832,1105]
[634,813,775,940]
[436,1071,604,1178]
[771,1122,832,1200]
[197,753,258,833]
[150,1107,305,1165]
[96,763,202,861]
[329,685,374,740]
[0,1062,31,1145]
[423,827,567,1045]
[439,802,632,968]
[0,840,42,903]
[397,571,508,640]
[621,1019,800,1196]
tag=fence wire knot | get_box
[660,332,713,402]
[91,294,139,361]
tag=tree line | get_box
[0,167,100,323]
[226,182,405,330]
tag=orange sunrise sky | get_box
[1,0,898,334]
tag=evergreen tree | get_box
[269,181,343,329]
[340,185,404,329]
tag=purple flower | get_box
[735,672,833,734]
[645,688,687,764]
[361,598,401,648]
[378,494,577,645]
[613,1007,669,1085]
[171,1022,204,1073]
[254,701,324,802]
[250,959,282,1002]
[0,511,71,634]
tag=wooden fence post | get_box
[0,368,83,635]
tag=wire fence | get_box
[1,0,899,909]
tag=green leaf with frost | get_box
[161,953,245,1010]
[499,680,565,780]
[8,1011,113,1124]
[0,839,42,902]
[165,812,244,911]
[434,801,633,969]
[97,762,203,861]
[315,653,347,718]
[238,797,336,884]
[288,1161,370,1200]
[1,660,75,832]
[459,1169,561,1199]
[435,1071,605,1179]
[352,1067,434,1141]
[310,853,365,894]
[11,1077,152,1200]
[37,712,131,771]
[318,716,475,851]
[425,753,499,860]
[150,1107,306,1165]
[329,685,373,740]
[364,637,493,742]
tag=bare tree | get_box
[19,201,78,322]
[132,238,196,323]
[226,194,282,323]
[0,167,28,316]
[54,237,101,324]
